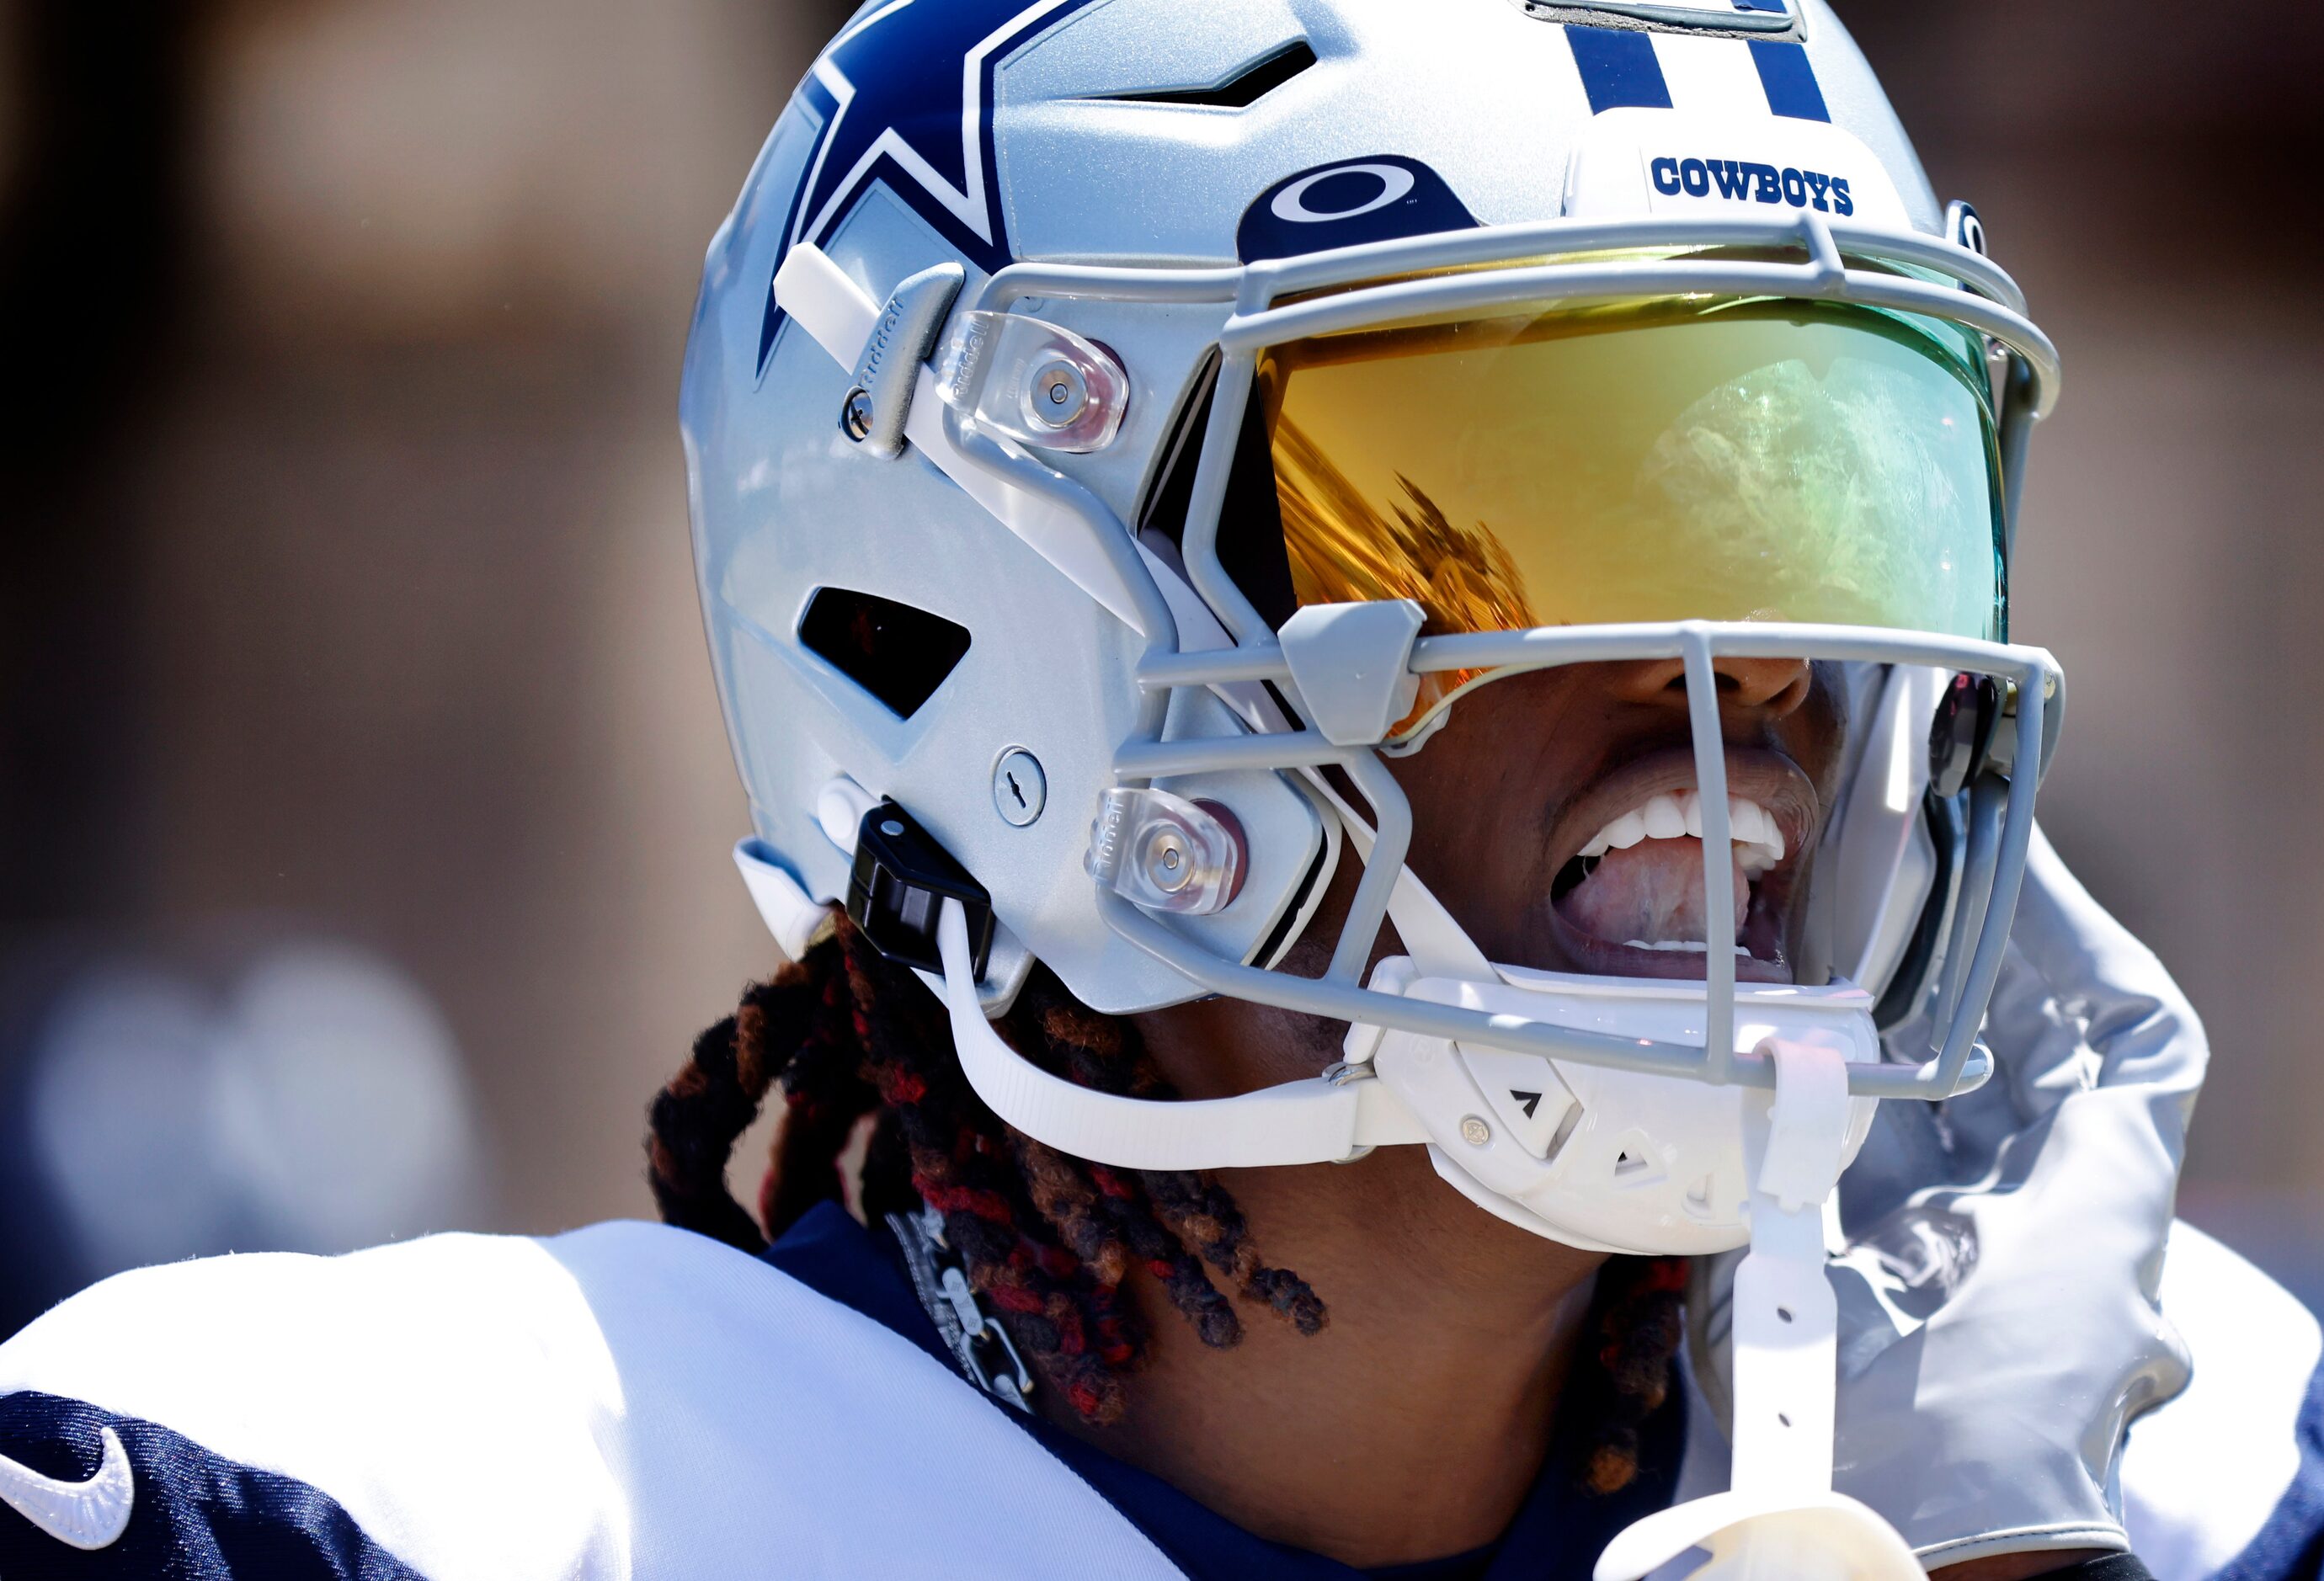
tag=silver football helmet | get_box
[684,5,2059,1568]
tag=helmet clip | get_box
[938,311,1129,453]
[846,801,995,979]
[1087,787,1247,917]
[841,261,966,458]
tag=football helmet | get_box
[685,3,2060,1569]
[684,0,2057,1250]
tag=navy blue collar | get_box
[763,1202,1684,1581]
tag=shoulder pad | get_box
[0,1222,1178,1579]
[2125,1222,2324,1580]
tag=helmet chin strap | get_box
[930,899,1428,1169]
[1596,1036,1921,1581]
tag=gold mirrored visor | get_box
[1254,295,2007,735]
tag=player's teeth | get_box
[1598,809,1648,854]
[1621,940,1756,957]
[1641,793,1687,841]
[1579,792,1783,865]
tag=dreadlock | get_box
[646,910,1685,1489]
[1571,1254,1691,1496]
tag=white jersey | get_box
[0,1210,2314,1579]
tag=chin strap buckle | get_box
[846,802,994,979]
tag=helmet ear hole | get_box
[797,588,971,719]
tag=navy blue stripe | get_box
[1567,27,1673,114]
[1749,39,1830,121]
[0,1392,421,1579]
[1730,0,1788,12]
[2218,1351,2324,1581]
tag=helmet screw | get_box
[1028,359,1087,428]
[991,748,1047,828]
[840,386,876,442]
[1143,829,1193,893]
[1459,1115,1492,1147]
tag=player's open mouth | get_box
[1543,747,1818,985]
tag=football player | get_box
[4,3,2318,1578]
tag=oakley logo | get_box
[1270,162,1419,225]
[1239,153,1479,263]
[0,1424,136,1551]
[1650,155,1855,216]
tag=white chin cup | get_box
[1595,1489,1923,1581]
[1357,960,1881,1257]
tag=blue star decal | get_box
[757,0,1100,373]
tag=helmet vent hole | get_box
[1101,40,1316,110]
[1607,1132,1666,1188]
[798,588,972,720]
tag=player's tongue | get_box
[1558,837,1749,950]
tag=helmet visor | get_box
[1253,295,2006,730]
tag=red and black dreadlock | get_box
[646,912,1685,1487]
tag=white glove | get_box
[1692,825,2201,1572]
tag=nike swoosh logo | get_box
[0,1424,136,1550]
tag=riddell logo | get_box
[1650,156,1856,216]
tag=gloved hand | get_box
[1691,825,2202,1572]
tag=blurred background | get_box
[2,0,2318,1339]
